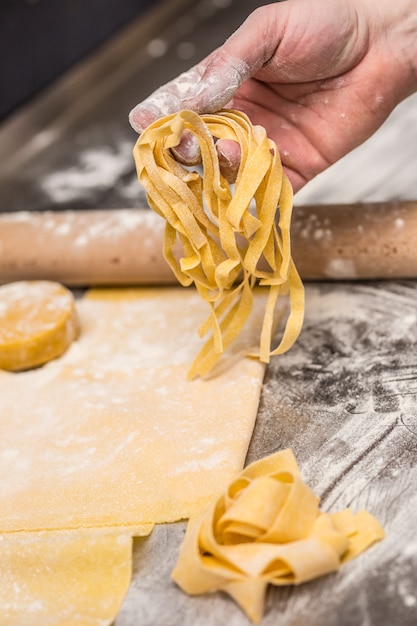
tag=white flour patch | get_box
[21,208,165,250]
[324,258,357,278]
[40,140,133,203]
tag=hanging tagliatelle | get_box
[133,109,304,379]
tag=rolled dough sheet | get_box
[0,287,266,532]
[0,527,149,626]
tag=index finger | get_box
[128,52,250,133]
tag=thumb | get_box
[129,4,288,132]
[196,4,288,109]
[128,54,250,133]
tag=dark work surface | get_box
[0,0,269,214]
[117,281,417,626]
[0,0,162,121]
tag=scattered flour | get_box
[324,258,357,279]
[40,140,134,204]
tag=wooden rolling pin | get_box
[0,201,416,285]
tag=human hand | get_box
[129,0,417,192]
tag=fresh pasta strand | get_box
[133,109,305,378]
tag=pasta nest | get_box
[172,449,385,623]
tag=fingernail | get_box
[171,130,201,165]
[216,140,241,183]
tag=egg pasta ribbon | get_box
[172,449,385,623]
[133,109,304,378]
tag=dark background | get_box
[0,0,161,122]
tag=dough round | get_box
[0,281,79,371]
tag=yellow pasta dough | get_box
[133,109,305,378]
[172,449,385,623]
[0,527,151,626]
[0,286,268,623]
[0,287,266,532]
[0,280,79,371]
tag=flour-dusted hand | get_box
[129,0,417,191]
[129,56,250,179]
